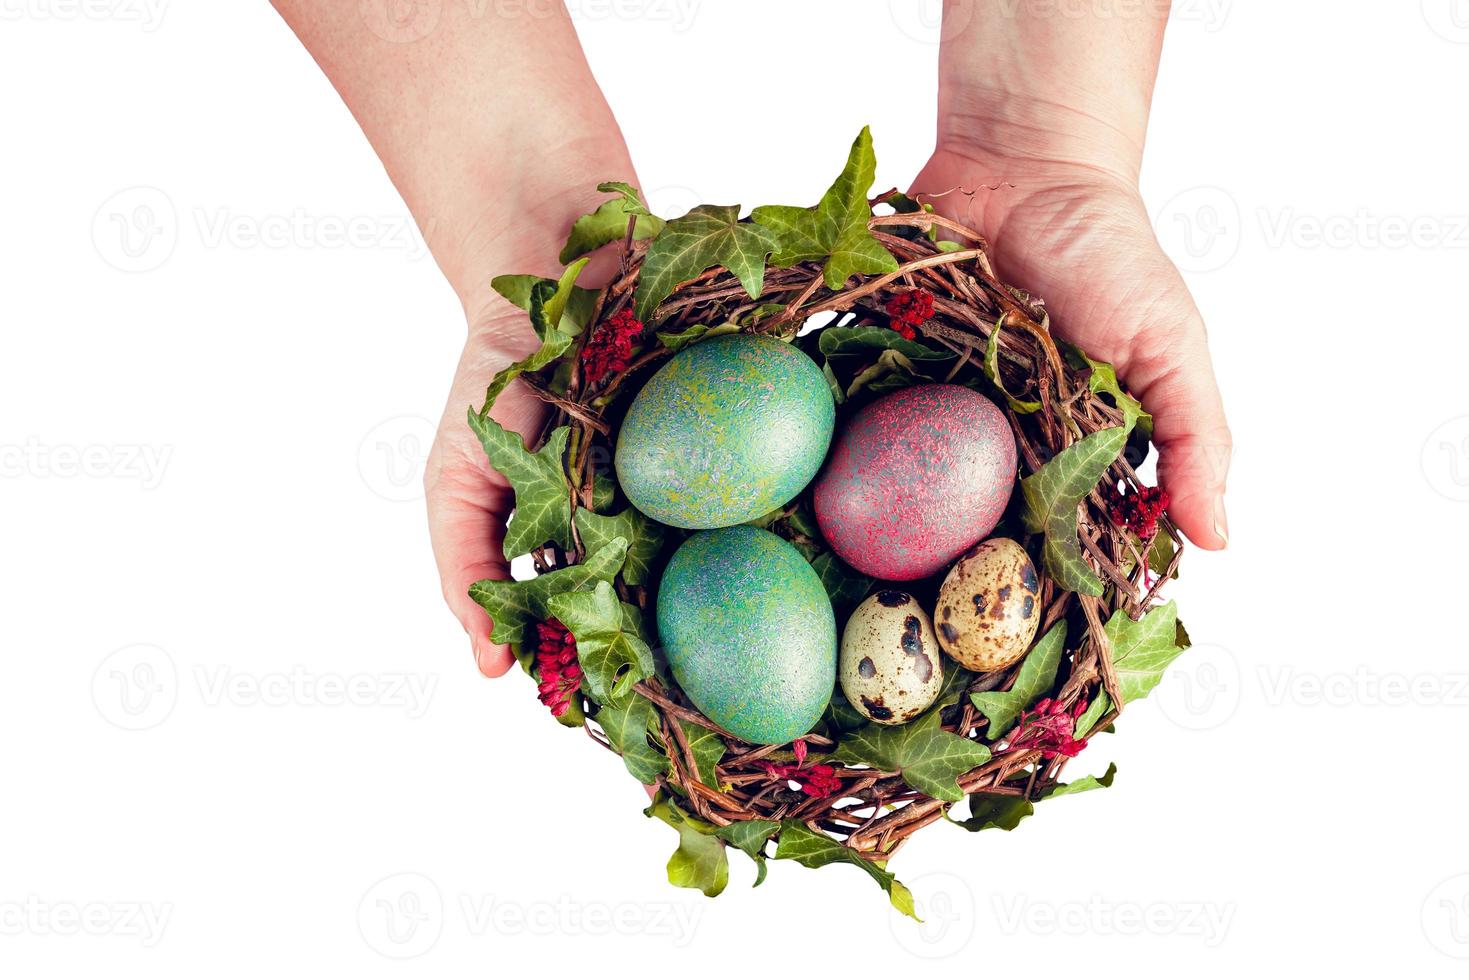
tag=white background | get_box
[3,0,1468,973]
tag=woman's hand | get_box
[269,1,639,673]
[918,0,1231,550]
[914,145,1231,550]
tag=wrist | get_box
[434,138,639,333]
[933,82,1147,191]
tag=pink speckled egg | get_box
[813,384,1017,581]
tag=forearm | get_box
[271,2,634,313]
[936,0,1170,181]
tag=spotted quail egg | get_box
[934,538,1042,672]
[839,590,944,725]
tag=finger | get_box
[1120,277,1232,551]
[425,446,517,677]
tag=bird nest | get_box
[468,146,1189,912]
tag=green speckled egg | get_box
[615,333,835,529]
[656,526,836,745]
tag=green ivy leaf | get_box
[546,580,655,704]
[969,622,1067,737]
[1019,426,1129,596]
[714,819,778,888]
[468,537,628,650]
[1064,343,1150,435]
[573,506,665,586]
[466,418,573,559]
[752,127,899,289]
[655,320,741,353]
[933,663,976,711]
[773,822,916,920]
[817,325,952,364]
[953,762,1117,832]
[808,551,873,621]
[559,183,665,264]
[682,722,726,790]
[596,693,668,784]
[1044,762,1117,798]
[847,348,919,398]
[489,266,598,335]
[983,314,1043,413]
[834,709,991,802]
[633,205,778,321]
[1074,692,1110,738]
[646,797,729,898]
[479,267,594,410]
[951,794,1034,833]
[1106,600,1187,704]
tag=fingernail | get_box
[1212,497,1229,547]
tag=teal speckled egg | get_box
[657,526,836,745]
[615,333,835,529]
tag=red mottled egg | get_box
[813,384,1017,581]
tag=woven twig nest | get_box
[470,135,1189,911]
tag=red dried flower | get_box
[1008,698,1089,760]
[580,308,644,386]
[534,619,581,717]
[1106,483,1170,539]
[760,761,843,799]
[885,288,935,341]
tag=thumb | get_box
[1120,268,1232,551]
[425,442,517,677]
